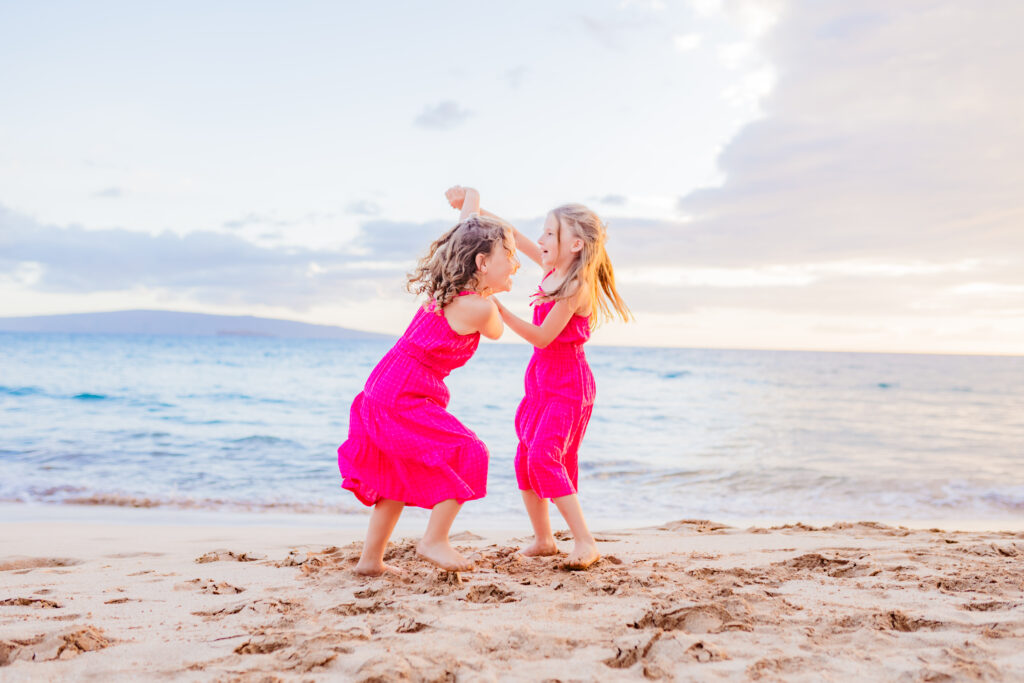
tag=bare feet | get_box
[518,537,559,558]
[562,540,600,570]
[416,540,475,572]
[352,560,403,577]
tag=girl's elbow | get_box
[482,322,504,340]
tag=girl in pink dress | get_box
[447,189,631,570]
[338,188,519,576]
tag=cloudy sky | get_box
[2,0,1022,353]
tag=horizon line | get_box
[1,307,1021,359]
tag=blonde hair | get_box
[406,215,511,310]
[541,204,632,327]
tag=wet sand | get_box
[2,516,1023,681]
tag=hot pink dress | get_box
[514,279,595,499]
[337,296,488,509]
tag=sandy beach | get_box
[2,513,1023,681]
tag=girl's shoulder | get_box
[445,291,491,313]
[442,293,494,335]
[574,282,592,318]
[538,274,590,317]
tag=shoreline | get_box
[4,500,1024,534]
[2,514,1022,680]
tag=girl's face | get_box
[537,213,580,270]
[477,235,519,293]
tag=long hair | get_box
[406,215,511,310]
[540,204,632,327]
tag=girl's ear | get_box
[476,252,487,272]
[570,238,584,254]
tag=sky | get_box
[1,0,1023,354]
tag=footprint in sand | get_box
[174,578,246,594]
[632,604,749,634]
[0,625,109,666]
[0,557,83,572]
[658,519,732,534]
[355,653,456,682]
[463,584,518,604]
[328,600,389,616]
[871,610,943,632]
[195,549,266,563]
[102,597,139,605]
[0,597,63,609]
[395,617,429,633]
[960,600,1021,611]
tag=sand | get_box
[2,514,1023,681]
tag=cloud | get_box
[672,33,703,51]
[594,194,629,206]
[345,200,381,216]
[594,0,1024,328]
[577,14,655,49]
[659,1,1024,274]
[619,0,667,10]
[92,187,123,198]
[0,204,447,309]
[348,219,452,262]
[222,211,335,231]
[501,66,529,89]
[414,101,472,130]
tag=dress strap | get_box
[456,291,476,297]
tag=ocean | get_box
[2,332,1023,528]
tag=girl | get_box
[338,188,519,576]
[445,188,631,570]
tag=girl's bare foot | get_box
[416,540,475,572]
[562,540,600,570]
[518,537,559,557]
[352,560,403,577]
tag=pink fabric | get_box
[514,281,595,499]
[337,297,488,509]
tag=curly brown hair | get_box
[406,215,512,310]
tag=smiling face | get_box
[537,212,582,270]
[476,231,519,293]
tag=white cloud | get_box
[673,33,703,51]
[0,203,446,309]
[951,283,1024,297]
[501,66,529,89]
[618,265,815,288]
[413,101,472,131]
[689,0,723,18]
[717,40,754,68]
[345,200,381,216]
[673,0,1024,275]
[620,0,667,10]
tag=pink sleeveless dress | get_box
[514,278,595,499]
[337,295,488,509]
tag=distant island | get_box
[0,310,393,341]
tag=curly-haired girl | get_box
[337,188,519,575]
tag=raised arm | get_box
[460,188,480,220]
[480,209,542,267]
[444,186,542,266]
[494,297,576,349]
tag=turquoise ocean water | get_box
[2,332,1023,527]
